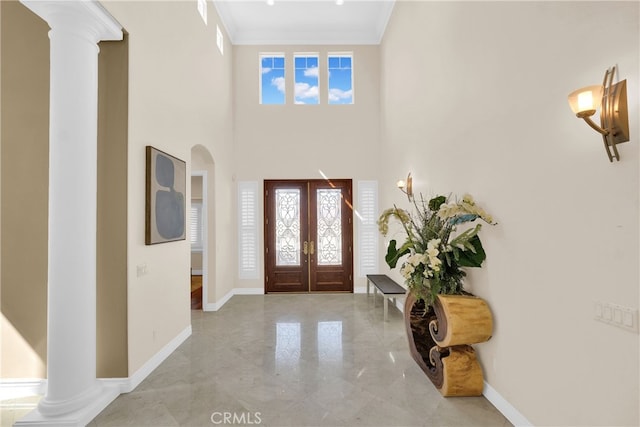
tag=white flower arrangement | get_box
[378,193,496,304]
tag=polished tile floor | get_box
[1,394,40,427]
[13,294,512,426]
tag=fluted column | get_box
[17,0,122,423]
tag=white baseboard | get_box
[483,381,533,427]
[354,286,367,293]
[204,287,264,311]
[203,301,219,312]
[234,287,263,295]
[124,325,192,393]
[204,289,233,311]
[0,379,46,400]
[191,269,203,275]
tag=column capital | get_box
[20,0,123,43]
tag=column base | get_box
[14,382,120,427]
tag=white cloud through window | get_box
[304,67,319,78]
[329,88,352,102]
[295,82,319,100]
[272,76,286,93]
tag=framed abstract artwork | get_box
[145,146,186,245]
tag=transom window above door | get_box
[259,52,353,105]
[294,54,319,105]
[328,54,353,104]
[260,53,286,105]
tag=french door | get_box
[264,179,353,293]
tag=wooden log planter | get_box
[404,292,493,397]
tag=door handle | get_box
[309,241,315,255]
[303,241,309,255]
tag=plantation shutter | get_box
[190,202,203,250]
[357,181,379,277]
[238,181,259,279]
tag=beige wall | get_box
[96,36,129,378]
[381,2,639,426]
[0,0,49,379]
[234,45,381,290]
[103,1,235,372]
[191,175,203,200]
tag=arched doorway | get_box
[190,145,215,310]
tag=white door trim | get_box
[191,170,208,309]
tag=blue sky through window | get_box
[261,55,285,105]
[294,55,319,105]
[328,55,353,105]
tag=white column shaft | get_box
[18,0,123,419]
[44,26,100,407]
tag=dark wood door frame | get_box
[264,180,309,293]
[264,179,353,293]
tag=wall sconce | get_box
[397,173,413,200]
[568,65,629,162]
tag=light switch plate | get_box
[594,300,639,333]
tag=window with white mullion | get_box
[328,52,353,105]
[260,53,286,105]
[294,53,319,105]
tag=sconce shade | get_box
[567,65,630,162]
[397,173,413,200]
[568,85,603,117]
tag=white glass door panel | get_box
[275,188,301,266]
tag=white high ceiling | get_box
[213,0,396,45]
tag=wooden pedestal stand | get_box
[404,293,493,397]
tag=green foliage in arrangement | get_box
[378,193,496,305]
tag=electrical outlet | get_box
[594,300,639,333]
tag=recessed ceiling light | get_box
[267,0,274,5]
[336,0,344,5]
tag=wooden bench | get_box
[366,274,406,321]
